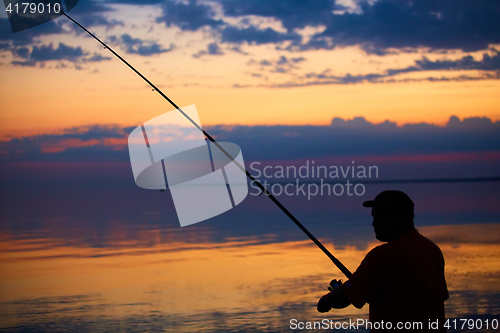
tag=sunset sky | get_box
[1,0,499,137]
[1,3,500,330]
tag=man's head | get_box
[363,190,415,242]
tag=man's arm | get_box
[317,283,351,313]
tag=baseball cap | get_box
[363,190,414,214]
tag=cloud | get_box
[247,55,306,75]
[12,47,30,59]
[66,0,122,29]
[221,0,336,31]
[0,17,63,46]
[192,42,223,58]
[221,26,301,45]
[413,50,500,72]
[131,0,306,47]
[10,60,37,67]
[263,49,500,87]
[110,34,174,56]
[205,116,500,162]
[290,57,305,63]
[10,43,86,66]
[106,0,164,4]
[2,0,499,59]
[84,53,112,62]
[75,15,123,30]
[313,0,500,53]
[329,116,500,133]
[446,116,497,130]
[153,0,499,53]
[331,117,398,131]
[207,42,223,55]
[2,116,499,164]
[102,0,312,47]
[156,0,223,31]
[8,42,112,67]
[0,125,129,158]
[297,70,386,85]
[30,43,84,61]
[276,55,305,65]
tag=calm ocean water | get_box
[1,181,499,332]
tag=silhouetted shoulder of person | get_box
[344,230,448,326]
[317,190,449,333]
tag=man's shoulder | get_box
[411,231,444,253]
[365,242,391,259]
[363,231,444,264]
[386,231,445,261]
[367,231,437,253]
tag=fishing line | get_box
[292,239,323,278]
[42,0,352,278]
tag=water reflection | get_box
[1,223,499,332]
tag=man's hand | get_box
[328,279,342,291]
[316,281,352,313]
[317,293,333,313]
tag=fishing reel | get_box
[328,279,343,291]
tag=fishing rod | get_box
[44,0,352,279]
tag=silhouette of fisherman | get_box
[317,190,449,332]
